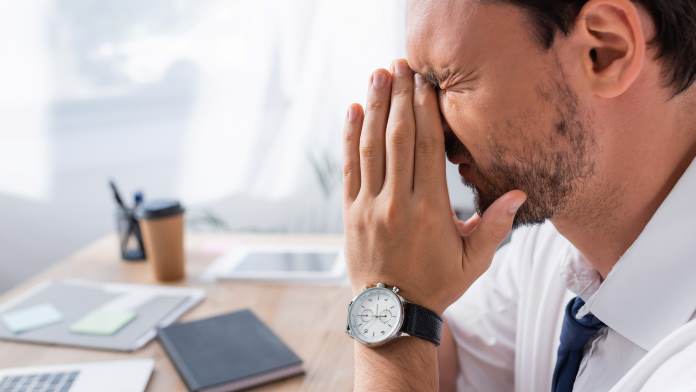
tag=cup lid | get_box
[138,200,184,219]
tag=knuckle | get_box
[355,197,396,234]
[345,205,367,230]
[365,100,385,112]
[348,215,366,231]
[416,137,438,155]
[382,200,402,223]
[359,145,378,160]
[344,128,359,144]
[376,216,398,236]
[387,118,413,133]
[387,129,412,146]
[343,162,356,179]
[345,219,365,235]
[391,87,412,97]
[391,160,408,174]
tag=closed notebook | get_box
[157,309,303,392]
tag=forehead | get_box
[406,0,532,75]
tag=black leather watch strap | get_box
[401,302,443,346]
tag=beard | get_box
[447,77,596,229]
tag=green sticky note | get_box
[70,309,136,336]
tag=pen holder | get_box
[116,207,147,261]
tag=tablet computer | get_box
[205,247,345,283]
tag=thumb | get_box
[454,213,482,237]
[463,190,527,267]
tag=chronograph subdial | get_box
[356,308,375,323]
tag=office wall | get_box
[0,1,475,293]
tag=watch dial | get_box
[349,287,402,344]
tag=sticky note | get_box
[70,309,136,336]
[1,304,63,334]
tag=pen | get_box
[109,179,127,210]
[132,191,146,258]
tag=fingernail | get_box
[415,73,425,88]
[395,61,410,77]
[373,71,386,89]
[346,105,357,122]
[508,199,526,215]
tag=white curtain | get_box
[178,1,407,205]
[0,0,52,201]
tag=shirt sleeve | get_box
[443,232,524,392]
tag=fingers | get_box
[463,190,527,265]
[343,103,364,202]
[413,73,448,197]
[359,69,392,195]
[383,59,416,195]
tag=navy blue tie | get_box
[552,297,606,392]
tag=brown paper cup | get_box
[140,213,185,282]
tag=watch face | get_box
[348,287,403,345]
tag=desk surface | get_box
[0,233,354,391]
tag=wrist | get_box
[354,335,437,357]
[354,337,438,391]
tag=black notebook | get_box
[158,309,304,392]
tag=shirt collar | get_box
[570,158,696,351]
[560,247,601,302]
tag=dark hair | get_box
[497,1,696,94]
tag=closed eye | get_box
[422,72,442,91]
[422,68,477,93]
[443,69,479,92]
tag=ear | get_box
[574,0,646,98]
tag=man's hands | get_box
[343,59,526,315]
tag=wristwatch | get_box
[346,282,443,347]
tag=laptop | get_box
[0,359,154,392]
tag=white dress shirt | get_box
[444,158,696,391]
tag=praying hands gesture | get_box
[342,59,527,390]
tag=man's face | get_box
[406,1,597,227]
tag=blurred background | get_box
[0,0,473,292]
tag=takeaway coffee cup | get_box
[138,200,186,282]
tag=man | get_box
[341,0,696,391]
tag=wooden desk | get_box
[0,233,354,391]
